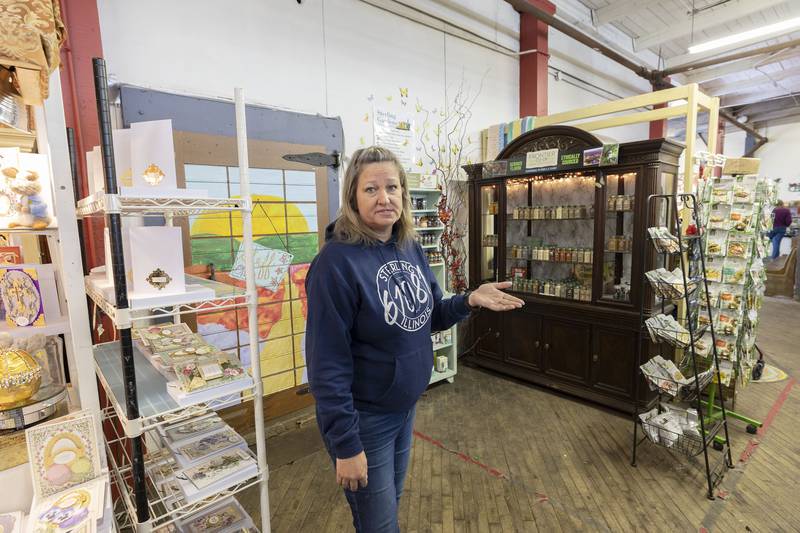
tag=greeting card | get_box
[26,411,103,499]
[180,498,251,533]
[130,120,177,191]
[0,246,22,265]
[27,476,106,533]
[129,226,185,296]
[0,267,45,327]
[0,511,22,533]
[162,414,227,446]
[182,449,255,491]
[175,427,245,464]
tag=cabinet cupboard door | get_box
[475,310,502,360]
[543,318,591,384]
[503,310,542,371]
[590,326,636,398]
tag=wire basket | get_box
[645,319,708,349]
[640,367,715,402]
[648,278,700,301]
[639,418,722,457]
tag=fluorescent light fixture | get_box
[688,16,800,54]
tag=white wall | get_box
[97,0,519,164]
[755,121,800,202]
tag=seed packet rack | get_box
[694,153,774,435]
[632,193,732,500]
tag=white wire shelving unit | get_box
[86,58,270,532]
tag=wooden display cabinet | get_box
[464,126,682,413]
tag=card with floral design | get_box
[162,414,227,446]
[26,411,102,499]
[175,427,245,463]
[181,498,250,533]
[0,267,45,327]
[182,449,255,490]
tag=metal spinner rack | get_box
[631,193,733,499]
[86,58,270,531]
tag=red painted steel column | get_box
[520,0,555,117]
[649,102,667,139]
[59,0,104,269]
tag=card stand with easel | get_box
[81,58,271,532]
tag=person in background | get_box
[769,199,793,259]
[305,146,523,533]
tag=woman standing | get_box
[306,146,523,532]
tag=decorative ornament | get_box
[142,163,165,186]
[146,268,173,290]
[0,344,42,406]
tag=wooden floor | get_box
[240,297,800,532]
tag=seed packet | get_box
[723,257,748,285]
[729,203,754,232]
[705,256,723,282]
[701,282,721,309]
[694,332,713,358]
[708,204,731,230]
[732,185,754,204]
[705,229,727,257]
[710,179,733,204]
[718,359,734,386]
[717,309,740,336]
[718,284,743,311]
[726,234,752,258]
[698,307,718,329]
[714,335,737,361]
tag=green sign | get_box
[560,153,581,166]
[509,160,523,172]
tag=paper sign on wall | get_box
[373,108,415,172]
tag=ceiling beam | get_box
[749,107,800,125]
[665,30,800,70]
[736,93,800,114]
[593,0,660,26]
[722,88,798,107]
[635,0,788,51]
[704,68,800,96]
[661,37,800,77]
[682,47,800,83]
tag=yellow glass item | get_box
[0,347,42,406]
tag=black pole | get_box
[66,128,89,276]
[92,57,150,524]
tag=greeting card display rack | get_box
[631,193,733,500]
[82,59,270,532]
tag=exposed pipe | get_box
[505,0,652,79]
[506,0,766,142]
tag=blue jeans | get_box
[321,406,416,533]
[770,227,786,259]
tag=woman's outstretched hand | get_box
[468,281,525,311]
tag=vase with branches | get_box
[416,79,482,293]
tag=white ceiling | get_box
[565,0,800,126]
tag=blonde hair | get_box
[333,146,417,247]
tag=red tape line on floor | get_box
[412,430,549,503]
[739,377,796,464]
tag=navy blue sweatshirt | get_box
[305,224,471,459]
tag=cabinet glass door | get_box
[505,171,596,302]
[479,184,500,283]
[602,171,637,302]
